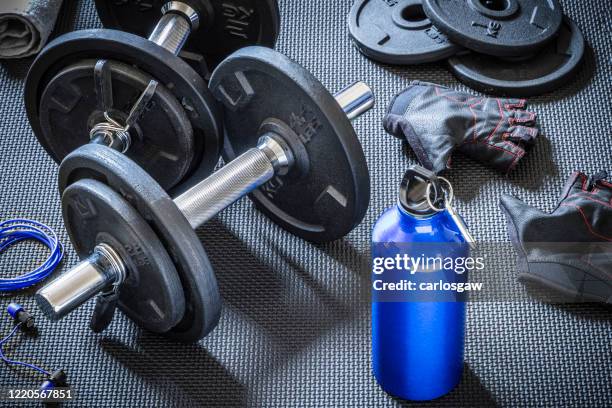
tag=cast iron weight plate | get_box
[94,0,281,71]
[348,0,462,65]
[59,144,222,342]
[448,17,585,97]
[39,59,194,190]
[62,179,186,333]
[209,47,371,243]
[24,29,222,192]
[423,0,563,57]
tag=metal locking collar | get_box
[90,76,158,154]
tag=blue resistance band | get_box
[0,219,63,292]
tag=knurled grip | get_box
[175,148,275,229]
[148,13,192,56]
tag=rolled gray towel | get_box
[0,0,63,59]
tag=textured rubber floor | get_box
[0,0,610,407]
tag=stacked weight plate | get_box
[348,0,586,97]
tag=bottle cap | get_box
[399,166,444,217]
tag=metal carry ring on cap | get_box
[425,176,454,212]
[426,176,477,249]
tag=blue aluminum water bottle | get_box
[372,166,469,401]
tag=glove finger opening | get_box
[510,109,537,125]
[503,98,526,110]
[506,126,539,145]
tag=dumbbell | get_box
[94,0,280,73]
[24,0,280,192]
[36,47,374,342]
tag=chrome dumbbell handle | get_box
[175,81,375,229]
[37,244,126,320]
[148,2,200,55]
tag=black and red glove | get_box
[501,171,612,303]
[384,81,539,173]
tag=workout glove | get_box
[501,171,612,303]
[384,81,539,173]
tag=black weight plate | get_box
[423,0,563,57]
[94,0,280,71]
[58,144,221,343]
[39,59,194,190]
[63,179,185,333]
[448,16,585,97]
[209,47,371,243]
[349,0,462,64]
[24,29,222,193]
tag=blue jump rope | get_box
[0,219,63,292]
[0,219,66,389]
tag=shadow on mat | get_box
[314,238,371,303]
[392,364,498,408]
[51,0,82,37]
[198,219,366,355]
[505,133,558,191]
[522,285,612,321]
[554,302,612,321]
[99,336,246,407]
[529,45,597,103]
[0,57,33,80]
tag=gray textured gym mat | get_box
[0,0,610,406]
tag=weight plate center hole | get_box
[402,4,427,22]
[393,3,430,29]
[468,0,519,18]
[480,0,510,11]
